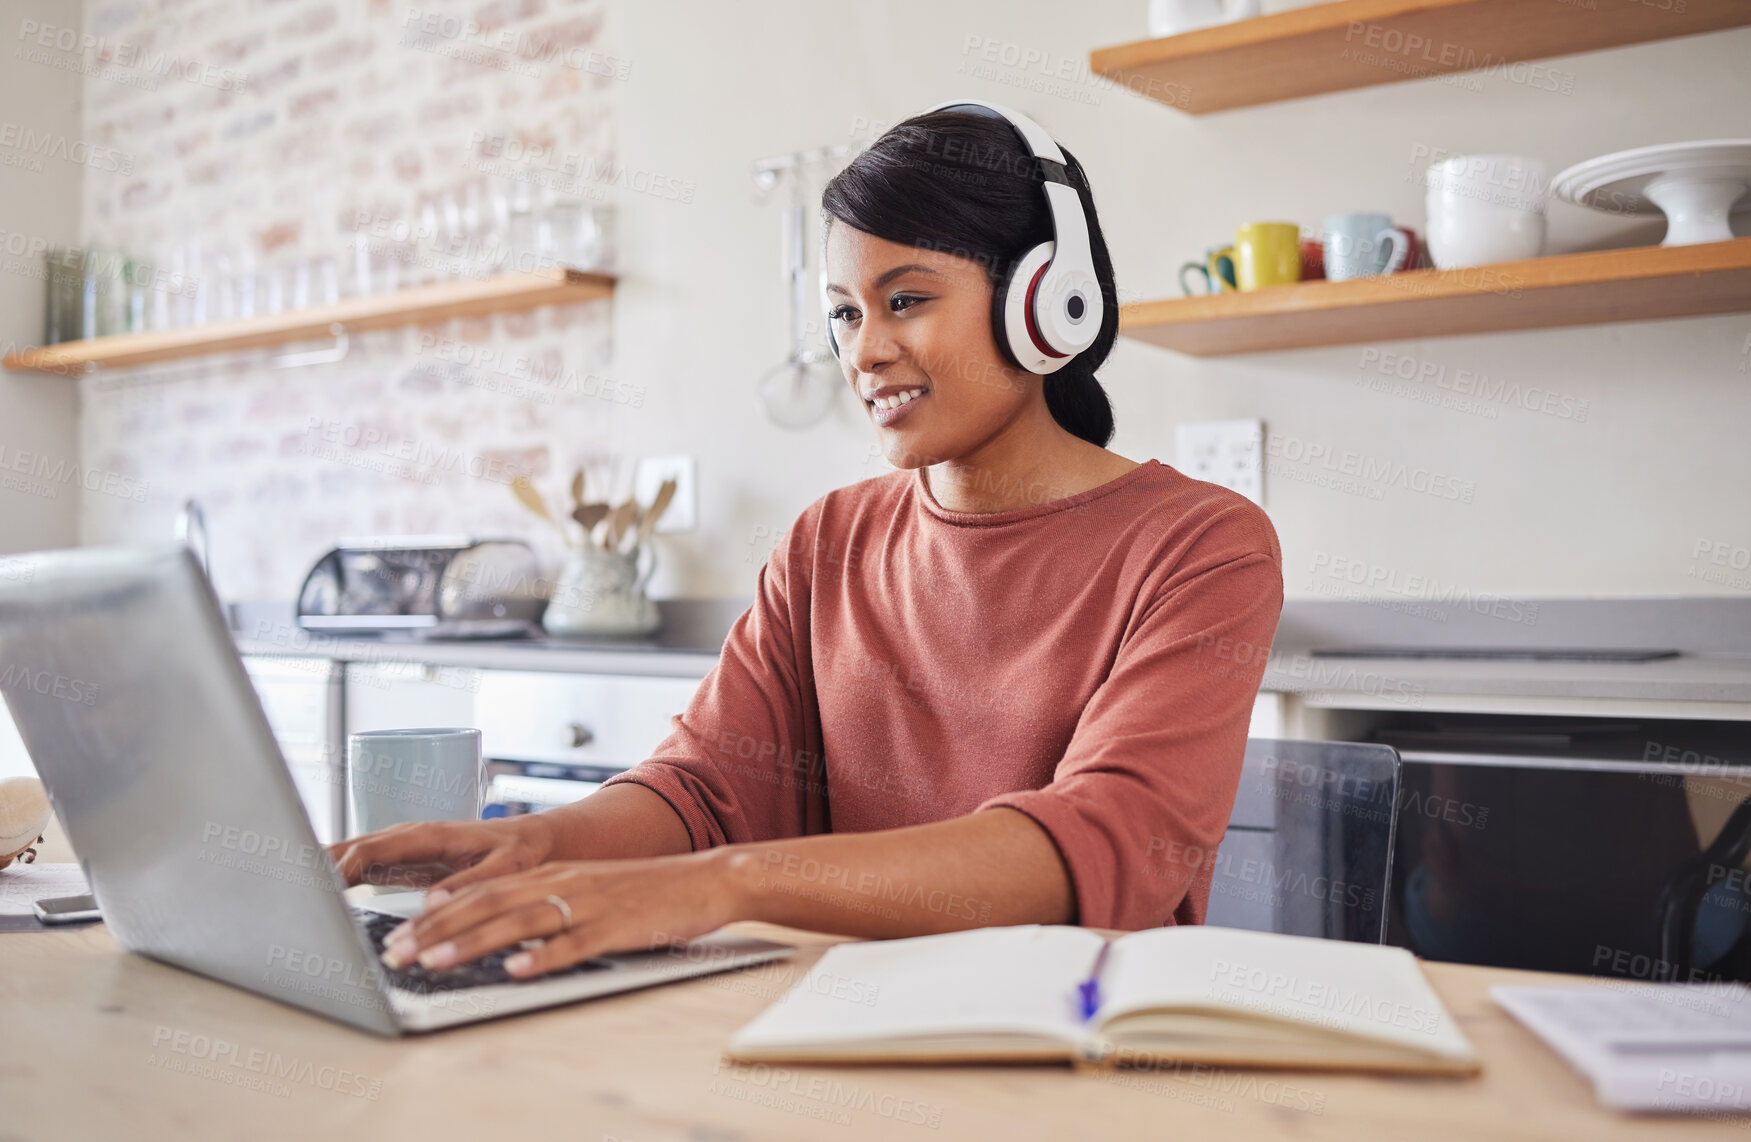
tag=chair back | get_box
[1205,738,1402,943]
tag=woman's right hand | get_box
[326,813,560,901]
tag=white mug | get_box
[1148,0,1261,37]
[1425,155,1547,268]
[347,728,485,838]
[1323,213,1413,281]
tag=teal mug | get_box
[1179,246,1237,295]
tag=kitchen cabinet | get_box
[341,662,701,772]
[232,609,728,835]
[342,662,485,835]
[241,656,345,844]
[473,670,702,770]
[337,662,702,827]
[469,670,704,814]
[344,662,483,735]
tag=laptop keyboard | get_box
[354,909,613,994]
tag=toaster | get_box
[295,535,547,639]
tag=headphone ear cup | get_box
[994,243,1073,375]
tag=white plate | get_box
[1550,140,1751,246]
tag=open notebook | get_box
[729,925,1480,1075]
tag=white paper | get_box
[731,925,1105,1052]
[1493,983,1751,1111]
[0,861,90,918]
[1101,926,1477,1062]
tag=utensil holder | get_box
[542,543,660,637]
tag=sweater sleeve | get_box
[976,527,1284,932]
[597,505,827,849]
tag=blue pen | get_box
[1077,941,1111,1022]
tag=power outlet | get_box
[1175,419,1263,505]
[632,455,697,533]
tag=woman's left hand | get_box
[379,850,741,978]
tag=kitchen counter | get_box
[1262,596,1751,713]
[1261,650,1751,707]
[232,596,1751,707]
[230,597,750,679]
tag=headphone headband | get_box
[921,99,1069,166]
[828,99,1105,375]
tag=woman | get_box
[330,106,1283,980]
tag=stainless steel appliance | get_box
[1375,714,1751,983]
[296,535,545,639]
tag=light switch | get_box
[1175,419,1263,505]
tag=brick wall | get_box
[74,0,628,602]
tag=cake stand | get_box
[1550,140,1751,246]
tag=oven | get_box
[1373,714,1751,984]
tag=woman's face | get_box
[823,222,1033,469]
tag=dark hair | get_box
[820,110,1118,448]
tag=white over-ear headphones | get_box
[826,99,1105,375]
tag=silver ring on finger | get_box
[545,893,574,934]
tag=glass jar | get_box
[581,204,615,272]
[124,257,146,332]
[93,248,127,337]
[43,246,73,345]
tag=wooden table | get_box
[5,916,1751,1142]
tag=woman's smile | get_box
[865,384,929,427]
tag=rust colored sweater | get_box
[599,458,1284,930]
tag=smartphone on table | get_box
[32,893,100,924]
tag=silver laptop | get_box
[0,544,794,1034]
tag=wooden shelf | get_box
[1,267,614,375]
[1119,238,1751,356]
[1090,0,1751,114]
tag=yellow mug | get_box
[1233,222,1302,291]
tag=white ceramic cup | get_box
[347,728,485,837]
[1148,0,1261,37]
[1425,154,1547,268]
[1323,212,1413,281]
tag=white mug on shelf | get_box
[1424,154,1548,268]
[1148,0,1261,37]
[1322,213,1413,281]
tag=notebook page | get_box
[1098,927,1477,1063]
[730,925,1105,1052]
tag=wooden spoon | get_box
[633,478,678,545]
[510,475,563,536]
[621,505,645,552]
[575,501,612,545]
[571,502,610,540]
[602,500,639,551]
